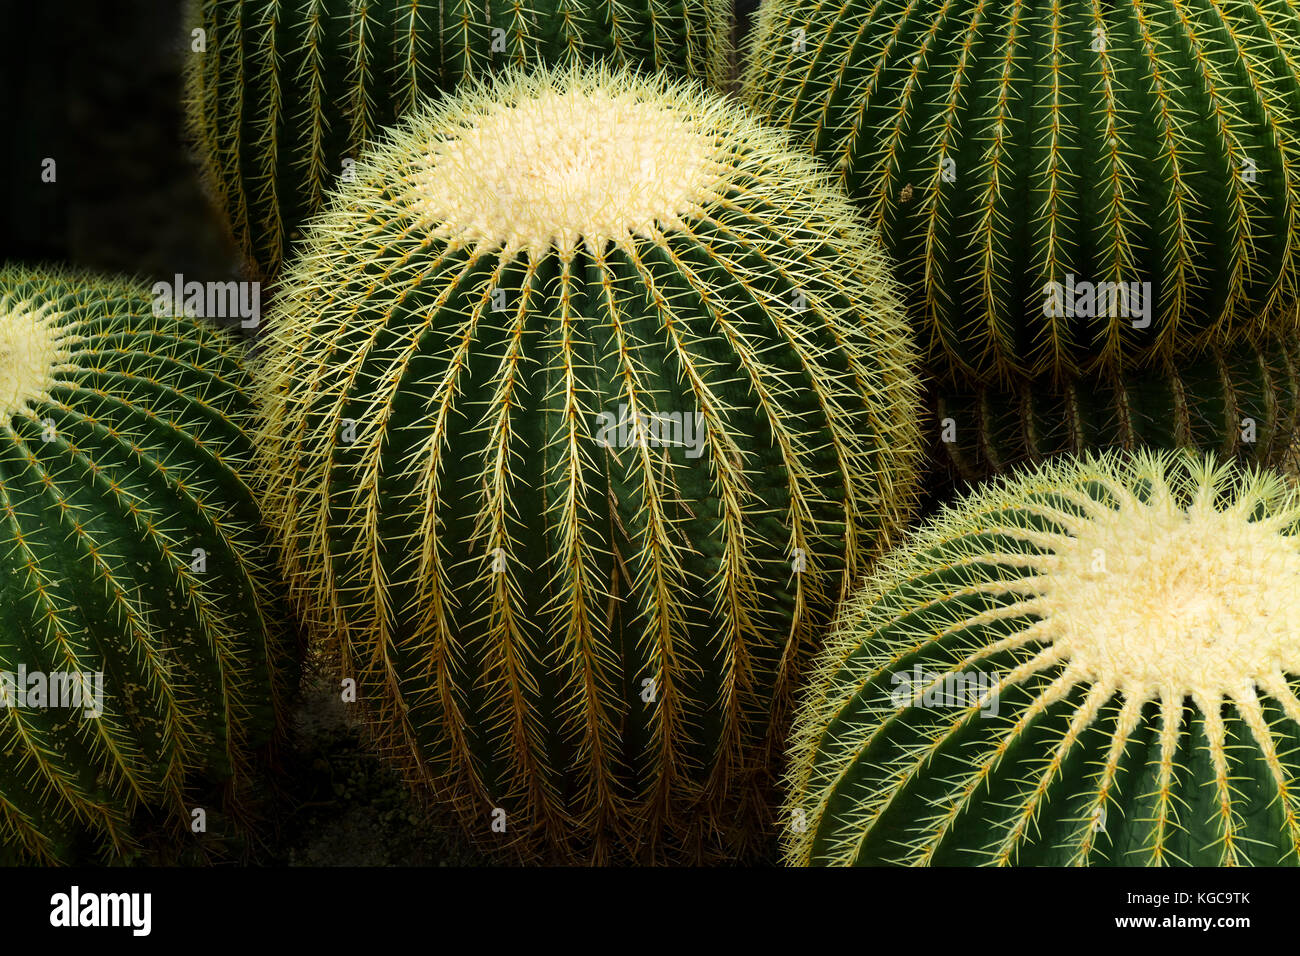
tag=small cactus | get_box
[787,450,1300,866]
[935,333,1300,481]
[741,0,1300,384]
[254,64,922,863]
[0,265,291,864]
[185,0,733,279]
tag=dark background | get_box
[0,1,243,282]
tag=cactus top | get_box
[826,451,1300,736]
[1034,462,1300,699]
[408,77,719,255]
[0,294,74,423]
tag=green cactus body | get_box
[254,64,922,863]
[936,333,1300,480]
[186,0,733,280]
[0,266,289,864]
[742,0,1300,384]
[788,450,1300,866]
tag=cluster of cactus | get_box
[787,451,1300,866]
[252,64,922,863]
[9,0,1300,872]
[742,0,1300,385]
[0,265,291,864]
[936,332,1300,481]
[185,0,732,279]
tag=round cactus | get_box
[788,450,1300,866]
[741,0,1300,384]
[254,64,922,864]
[185,0,733,280]
[936,333,1300,481]
[0,265,291,864]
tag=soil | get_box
[262,652,489,867]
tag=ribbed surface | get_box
[742,0,1300,384]
[254,66,922,864]
[186,0,733,279]
[0,267,289,864]
[787,452,1300,866]
[935,333,1300,481]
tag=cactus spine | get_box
[742,0,1300,384]
[936,332,1300,481]
[0,265,290,864]
[788,450,1300,866]
[186,0,733,280]
[254,64,922,863]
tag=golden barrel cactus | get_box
[0,265,291,864]
[253,64,923,863]
[788,451,1300,866]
